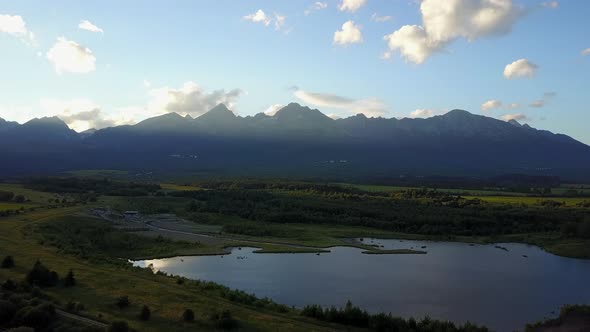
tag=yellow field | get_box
[463,195,589,206]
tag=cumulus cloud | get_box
[334,21,363,46]
[503,59,538,79]
[339,0,367,13]
[149,82,243,118]
[79,20,103,33]
[481,99,522,112]
[293,88,387,117]
[501,113,529,121]
[0,14,35,44]
[243,10,287,31]
[409,109,435,118]
[305,2,328,15]
[243,9,271,26]
[264,104,284,116]
[39,98,131,131]
[481,99,503,111]
[46,37,96,74]
[581,48,590,56]
[383,0,523,64]
[384,25,442,64]
[371,13,393,23]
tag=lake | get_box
[132,239,590,332]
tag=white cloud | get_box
[334,20,363,46]
[503,59,538,79]
[528,92,555,108]
[481,99,522,112]
[541,1,558,8]
[293,88,387,117]
[384,25,440,64]
[581,48,590,56]
[142,79,151,88]
[383,0,523,64]
[338,0,367,13]
[274,14,286,31]
[0,14,35,44]
[481,99,502,111]
[243,10,287,31]
[79,20,103,33]
[39,98,131,132]
[243,9,271,26]
[46,37,96,74]
[148,82,243,118]
[409,109,435,118]
[305,2,328,15]
[264,104,284,116]
[501,113,529,121]
[371,13,393,23]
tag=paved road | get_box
[96,211,329,252]
[56,309,108,329]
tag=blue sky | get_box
[1,0,589,143]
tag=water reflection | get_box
[132,239,590,332]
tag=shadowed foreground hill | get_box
[1,104,589,179]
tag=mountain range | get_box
[1,103,589,180]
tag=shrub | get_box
[63,269,76,287]
[0,299,17,324]
[1,255,15,268]
[116,295,130,308]
[13,303,56,329]
[25,260,59,287]
[182,308,195,322]
[108,321,129,332]
[2,279,18,291]
[210,310,237,330]
[139,305,151,321]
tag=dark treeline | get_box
[25,177,160,196]
[194,180,368,194]
[175,187,590,237]
[301,301,490,332]
[358,174,564,194]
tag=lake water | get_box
[132,239,590,332]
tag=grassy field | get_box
[463,195,589,206]
[341,183,530,196]
[66,169,130,178]
[0,201,38,211]
[160,183,202,191]
[0,183,58,204]
[0,207,349,331]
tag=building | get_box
[123,211,139,220]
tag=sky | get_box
[0,0,589,142]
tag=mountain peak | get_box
[508,119,522,127]
[274,103,331,121]
[208,103,233,115]
[442,109,472,118]
[24,116,69,127]
[196,104,237,124]
[135,112,189,129]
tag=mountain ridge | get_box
[0,102,589,179]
